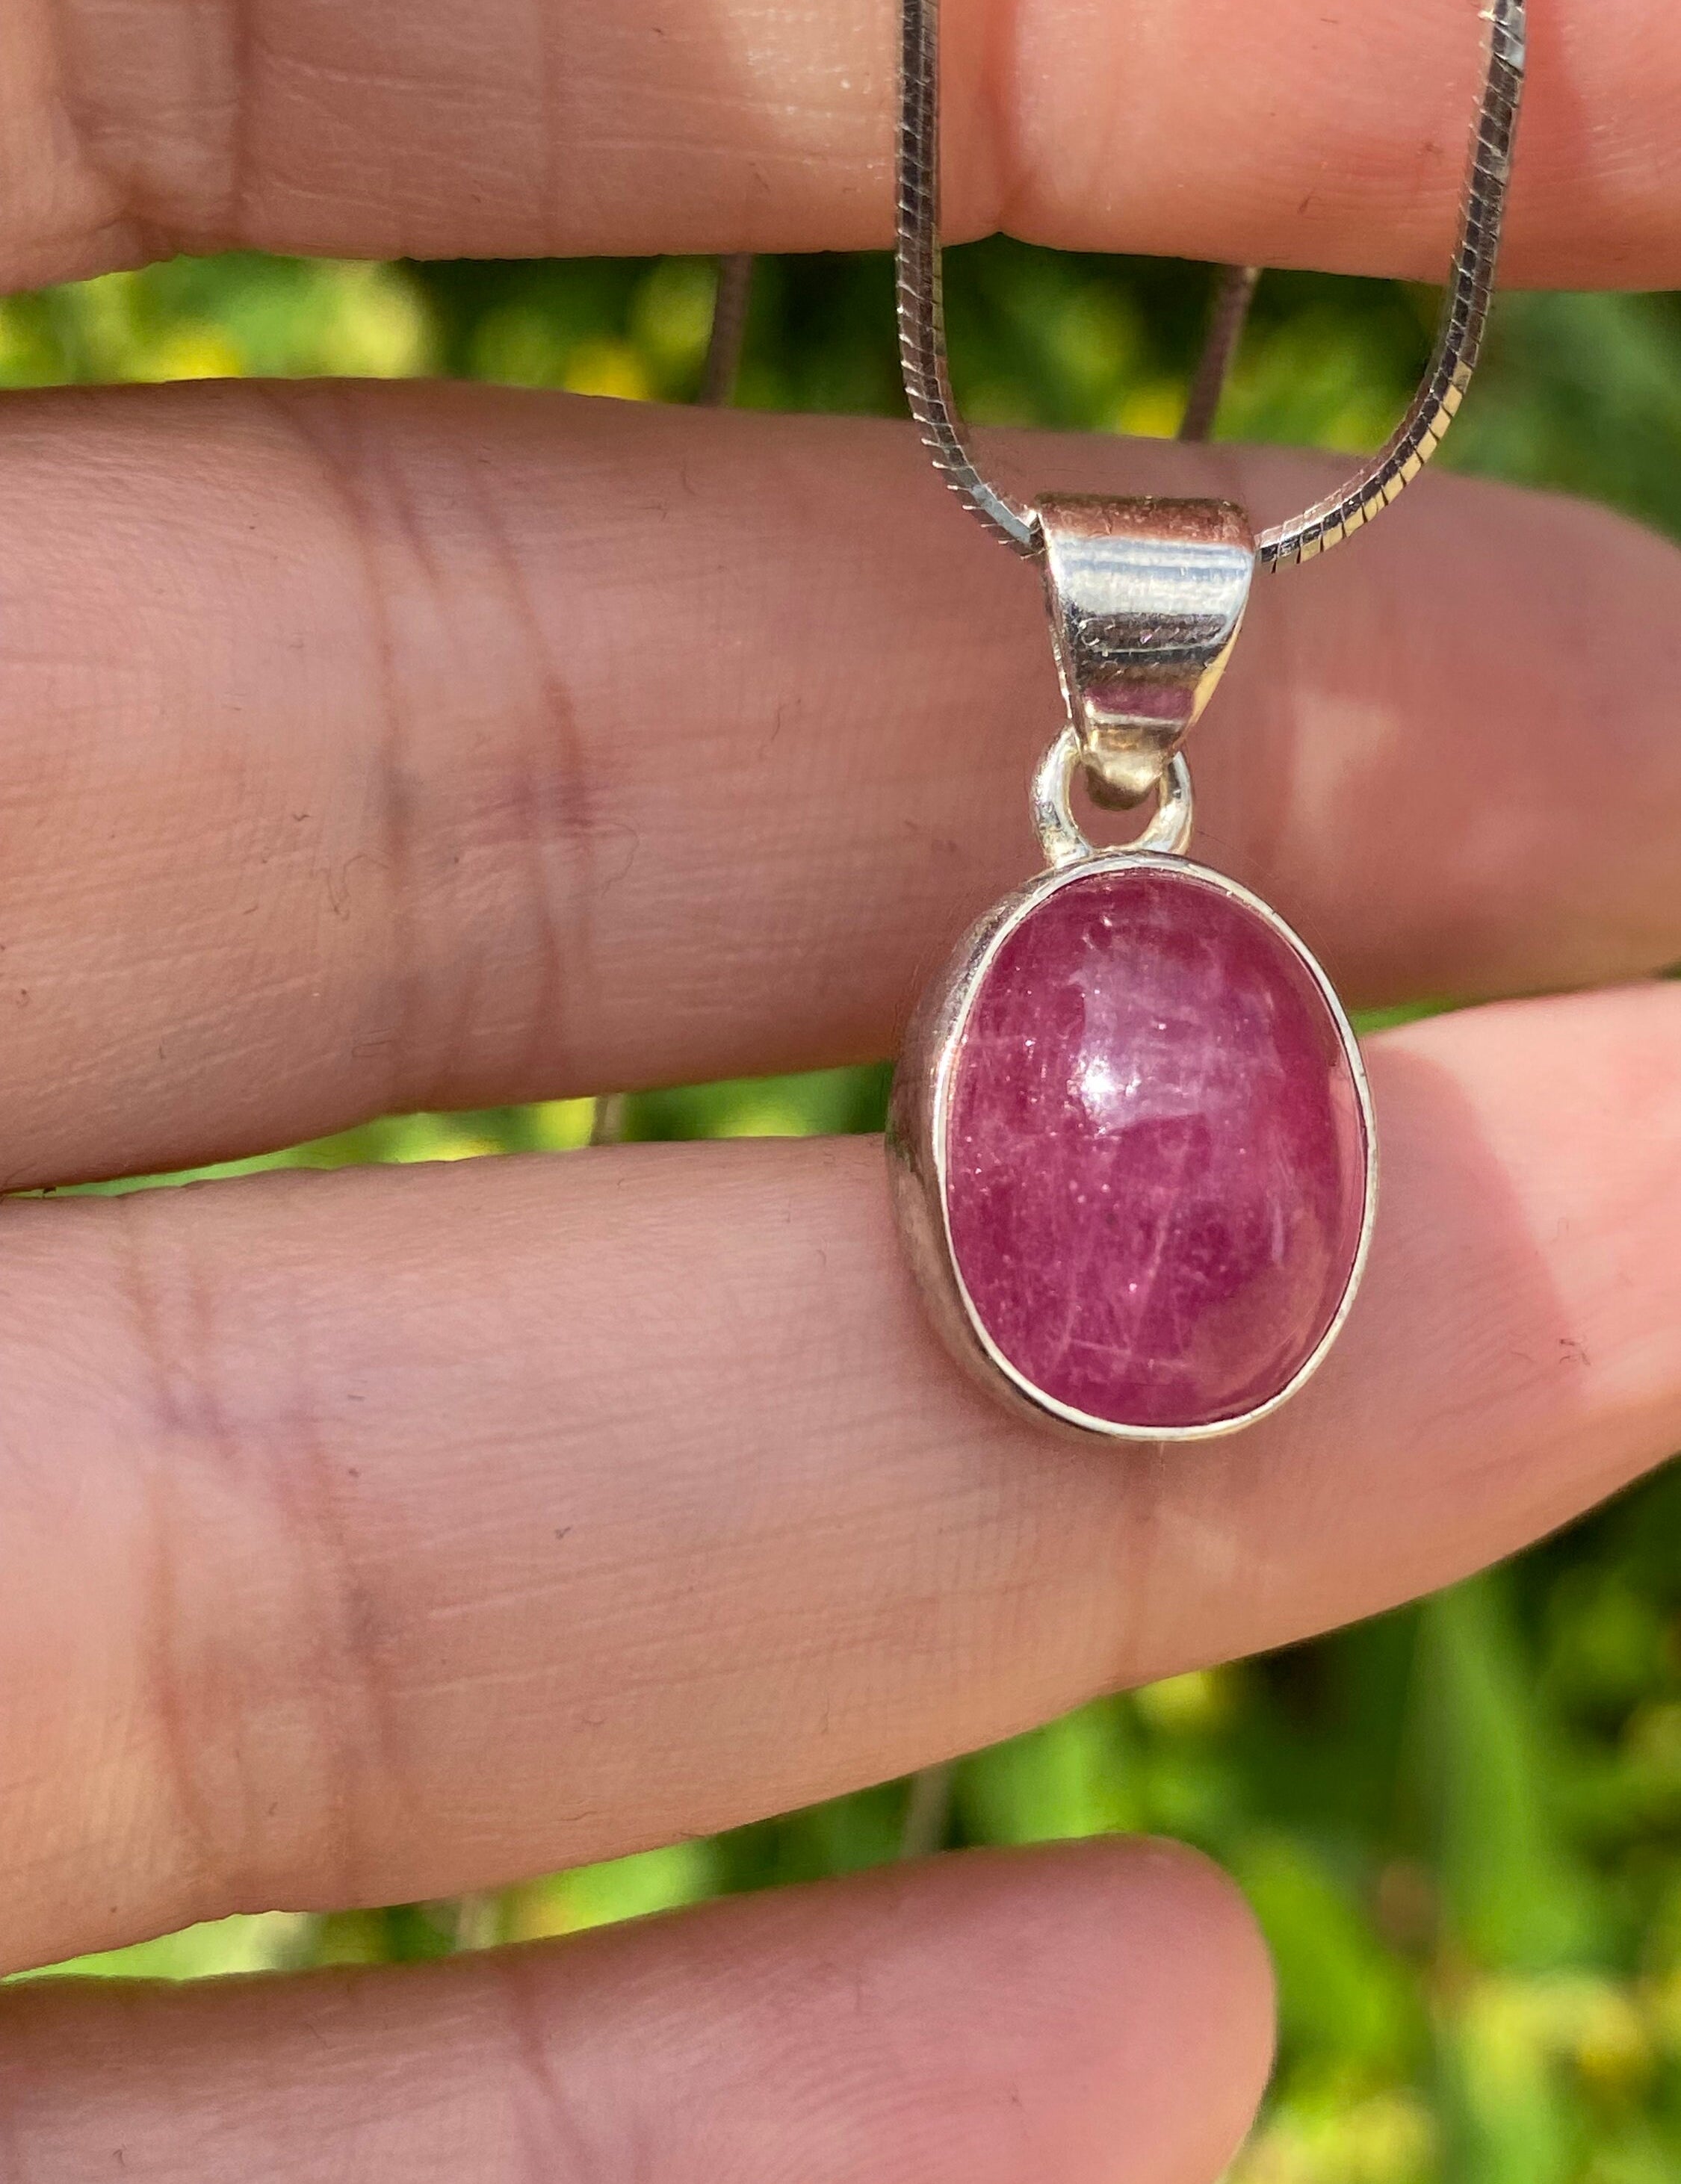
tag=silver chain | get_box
[896,0,1527,571]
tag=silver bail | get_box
[1035,496,1256,809]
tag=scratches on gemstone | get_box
[942,863,1369,1433]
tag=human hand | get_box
[2,2,1680,2177]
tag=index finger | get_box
[10,0,1679,291]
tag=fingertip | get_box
[990,1837,1277,2182]
[779,1838,1275,2184]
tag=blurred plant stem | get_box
[899,1761,956,1861]
[451,1893,503,1953]
[700,255,755,409]
[1180,264,1260,443]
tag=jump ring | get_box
[1032,728,1195,870]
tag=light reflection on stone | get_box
[944,864,1368,1430]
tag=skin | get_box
[1,1,1680,2177]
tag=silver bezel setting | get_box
[887,849,1378,1444]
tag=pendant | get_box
[888,498,1377,1441]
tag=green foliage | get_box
[5,242,1679,2183]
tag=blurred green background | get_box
[6,249,1681,2184]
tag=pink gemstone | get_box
[944,863,1369,1430]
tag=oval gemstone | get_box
[943,863,1369,1431]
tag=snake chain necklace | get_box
[883,0,1527,1439]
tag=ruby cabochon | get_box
[888,857,1375,1441]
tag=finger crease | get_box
[494,1948,615,2184]
[250,385,429,1122]
[452,448,593,1109]
[115,1189,412,1914]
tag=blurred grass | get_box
[5,244,1681,2183]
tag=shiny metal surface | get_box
[885,849,1378,1443]
[896,0,1526,570]
[895,0,1037,553]
[1038,496,1254,807]
[1032,729,1194,871]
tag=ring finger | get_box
[0,1843,1272,2184]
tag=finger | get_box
[5,384,1681,1189]
[4,982,1681,1973]
[9,0,1674,288]
[1,1844,1272,2184]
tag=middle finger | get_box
[3,379,1680,1187]
[3,979,1680,1973]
